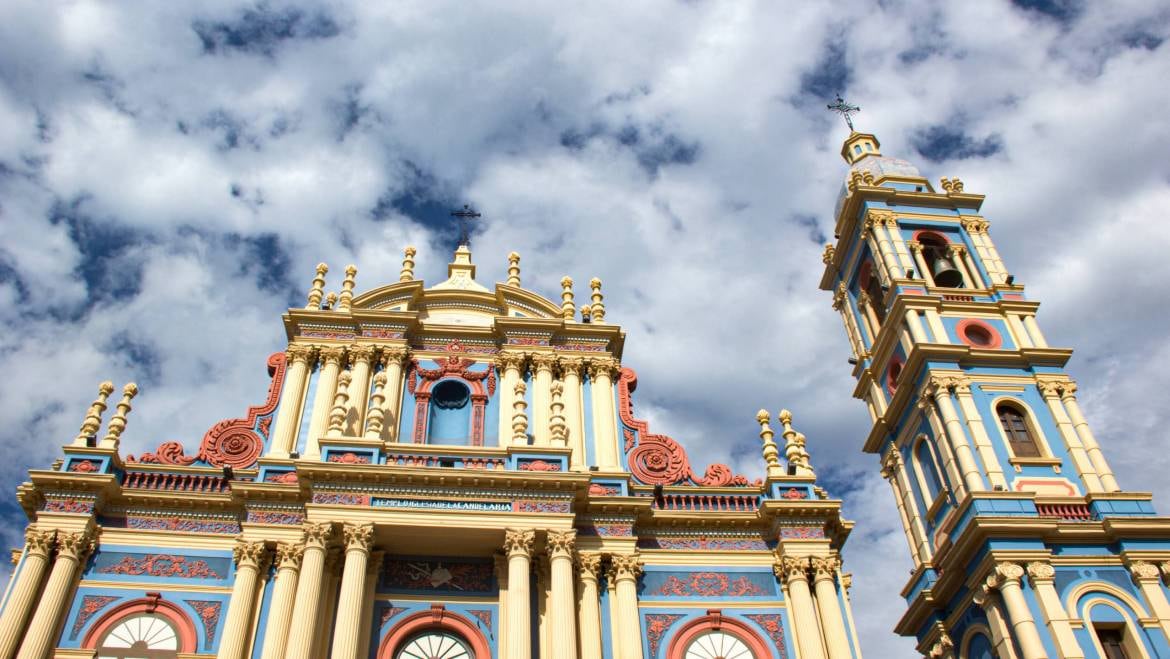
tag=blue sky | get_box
[1,1,1169,655]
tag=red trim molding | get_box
[81,594,198,653]
[666,610,772,659]
[377,605,491,659]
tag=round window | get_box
[684,629,756,659]
[96,613,179,658]
[431,380,470,410]
[957,319,1002,349]
[395,630,472,659]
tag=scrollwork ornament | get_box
[342,522,375,551]
[302,522,334,548]
[546,529,576,557]
[274,542,304,570]
[1025,561,1055,584]
[1129,561,1161,583]
[24,528,56,557]
[503,528,535,557]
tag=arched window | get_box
[996,403,1040,458]
[860,260,886,323]
[395,630,472,659]
[682,630,757,658]
[918,233,964,288]
[914,439,945,504]
[82,597,197,658]
[427,379,472,445]
[665,611,771,659]
[378,606,491,659]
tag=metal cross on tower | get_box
[827,95,861,131]
[450,204,481,247]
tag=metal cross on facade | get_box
[827,95,861,131]
[450,204,481,247]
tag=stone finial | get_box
[507,252,522,287]
[589,277,605,323]
[75,381,115,446]
[306,263,328,309]
[580,304,592,323]
[756,409,784,479]
[399,246,417,282]
[324,292,337,310]
[549,380,568,447]
[560,276,575,321]
[777,409,814,478]
[511,381,529,446]
[337,264,357,311]
[364,372,388,439]
[327,372,353,438]
[100,383,138,449]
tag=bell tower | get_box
[820,118,1170,658]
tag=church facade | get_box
[821,129,1170,658]
[0,242,860,657]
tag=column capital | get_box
[586,358,620,379]
[831,282,848,311]
[1128,560,1162,584]
[866,208,897,225]
[341,522,375,552]
[56,529,96,561]
[557,356,586,377]
[928,633,955,659]
[946,243,967,257]
[233,539,268,569]
[504,528,535,558]
[576,551,602,580]
[811,556,841,584]
[495,351,527,372]
[286,344,317,364]
[607,553,643,582]
[856,290,871,309]
[274,541,304,570]
[1036,380,1064,399]
[908,240,924,254]
[530,353,557,373]
[381,347,410,366]
[302,522,334,549]
[822,243,836,265]
[774,556,810,584]
[24,528,56,557]
[1025,561,1055,585]
[347,344,376,364]
[546,529,576,559]
[881,449,903,480]
[987,563,1025,589]
[961,217,990,233]
[318,346,347,366]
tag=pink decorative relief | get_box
[518,460,561,472]
[744,614,789,658]
[69,460,99,473]
[130,352,286,470]
[184,600,221,650]
[328,452,370,464]
[618,367,761,487]
[70,595,120,639]
[652,572,765,597]
[97,554,223,579]
[645,614,686,657]
[468,609,493,633]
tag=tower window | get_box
[860,260,886,324]
[1095,627,1128,659]
[997,403,1041,458]
[918,233,964,288]
[427,380,472,445]
[914,439,945,505]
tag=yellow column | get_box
[1037,382,1102,493]
[862,220,892,285]
[588,360,621,470]
[261,542,303,659]
[909,242,935,287]
[305,347,345,459]
[330,523,374,659]
[531,354,556,446]
[608,554,643,659]
[973,586,1020,659]
[811,557,852,659]
[904,309,928,343]
[952,379,1008,490]
[494,553,509,658]
[344,345,375,436]
[832,284,865,361]
[776,557,825,659]
[921,399,967,500]
[313,549,342,659]
[1127,562,1170,645]
[270,346,314,457]
[1022,316,1048,348]
[576,553,603,659]
[857,292,882,339]
[947,245,976,289]
[560,358,586,469]
[923,308,948,344]
[16,529,93,659]
[496,353,526,448]
[929,378,985,494]
[1058,382,1119,492]
[547,531,578,659]
[504,529,535,659]
[219,540,268,659]
[959,245,986,289]
[987,564,1047,659]
[356,550,383,659]
[883,216,915,274]
[378,348,408,442]
[1026,562,1084,659]
[285,523,333,659]
[1007,315,1034,349]
[71,382,114,447]
[881,452,928,565]
[0,529,55,659]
